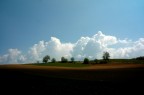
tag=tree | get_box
[102,52,110,62]
[94,58,98,64]
[51,58,56,63]
[83,58,89,64]
[43,55,50,63]
[61,57,68,63]
[71,57,74,63]
[136,56,144,60]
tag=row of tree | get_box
[135,56,144,60]
[42,52,110,64]
[83,52,110,64]
[42,55,75,63]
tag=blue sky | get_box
[0,0,144,63]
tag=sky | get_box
[0,0,144,64]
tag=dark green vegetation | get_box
[30,62,90,67]
[40,51,111,65]
[109,59,144,64]
[39,52,144,67]
[83,58,89,64]
[61,57,68,63]
[70,57,75,63]
[102,52,110,62]
[135,56,144,60]
[43,55,50,63]
[31,58,144,67]
[51,58,56,63]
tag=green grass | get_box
[109,59,144,64]
[29,62,91,67]
[27,59,144,67]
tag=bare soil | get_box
[0,63,143,70]
[0,63,144,95]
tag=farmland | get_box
[28,62,90,67]
[0,61,144,95]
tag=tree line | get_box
[42,51,110,64]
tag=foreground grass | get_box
[28,62,91,67]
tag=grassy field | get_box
[109,59,144,64]
[29,62,91,67]
[27,59,144,68]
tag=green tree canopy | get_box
[71,57,74,63]
[61,57,68,63]
[51,58,56,63]
[43,55,50,63]
[102,52,110,61]
[83,58,89,64]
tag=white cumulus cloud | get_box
[27,37,73,62]
[72,31,118,60]
[0,31,144,64]
[0,49,26,64]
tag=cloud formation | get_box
[0,49,26,64]
[0,31,144,64]
[72,31,118,60]
[27,37,73,62]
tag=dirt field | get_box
[1,63,144,70]
[0,63,144,80]
[0,63,144,94]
